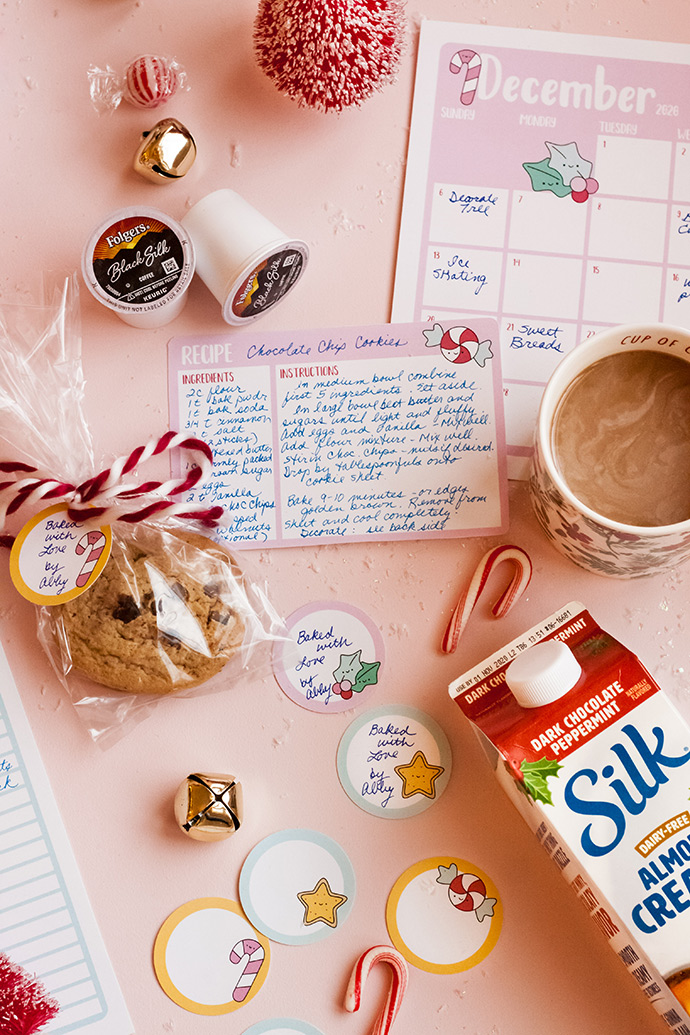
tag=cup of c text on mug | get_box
[529,323,690,578]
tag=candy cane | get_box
[229,938,265,1003]
[345,945,408,1035]
[75,529,107,587]
[449,48,481,105]
[442,544,533,654]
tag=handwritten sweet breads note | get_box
[167,319,507,548]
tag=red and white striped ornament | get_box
[124,54,180,109]
[253,0,406,113]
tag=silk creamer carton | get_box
[449,601,690,1033]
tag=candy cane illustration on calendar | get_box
[449,48,482,105]
[75,529,108,587]
[229,938,265,1002]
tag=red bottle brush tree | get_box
[0,954,60,1035]
[253,0,406,112]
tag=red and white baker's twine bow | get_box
[0,431,221,546]
[442,544,533,653]
[345,945,408,1035]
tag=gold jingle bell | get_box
[174,772,243,841]
[134,117,197,183]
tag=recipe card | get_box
[392,22,690,477]
[167,320,508,547]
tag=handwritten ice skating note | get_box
[167,320,508,548]
[392,22,690,476]
[0,644,132,1034]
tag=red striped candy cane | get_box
[344,945,408,1035]
[442,544,533,653]
[229,938,265,1003]
[449,48,482,105]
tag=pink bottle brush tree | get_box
[253,0,406,112]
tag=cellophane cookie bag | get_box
[0,276,288,744]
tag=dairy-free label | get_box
[231,248,305,318]
[10,504,111,604]
[89,215,188,308]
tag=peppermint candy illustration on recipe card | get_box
[337,706,452,818]
[273,601,385,713]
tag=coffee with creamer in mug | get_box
[552,349,690,527]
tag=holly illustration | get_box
[519,757,563,806]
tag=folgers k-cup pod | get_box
[82,207,195,328]
[181,188,309,325]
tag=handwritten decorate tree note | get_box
[167,320,507,547]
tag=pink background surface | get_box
[3,2,690,1034]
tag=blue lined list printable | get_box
[0,644,132,1034]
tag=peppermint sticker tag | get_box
[10,503,112,605]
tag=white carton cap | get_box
[505,640,582,708]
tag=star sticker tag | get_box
[337,705,452,819]
[239,829,355,944]
[394,750,445,799]
[297,877,348,928]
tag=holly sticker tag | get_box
[10,504,112,605]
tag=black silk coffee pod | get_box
[174,773,243,841]
[134,117,197,182]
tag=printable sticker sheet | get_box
[392,22,690,477]
[167,320,507,547]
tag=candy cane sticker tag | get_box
[153,898,270,1015]
[9,503,112,605]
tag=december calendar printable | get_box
[392,22,690,477]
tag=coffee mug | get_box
[529,323,690,578]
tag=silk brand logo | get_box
[563,723,690,857]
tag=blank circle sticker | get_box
[239,829,355,945]
[153,898,270,1014]
[386,857,502,973]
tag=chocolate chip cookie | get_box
[57,525,246,694]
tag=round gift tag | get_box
[337,706,452,818]
[153,898,270,1014]
[273,601,384,713]
[239,829,355,945]
[10,504,111,605]
[386,857,502,973]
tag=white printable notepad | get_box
[0,644,132,1033]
